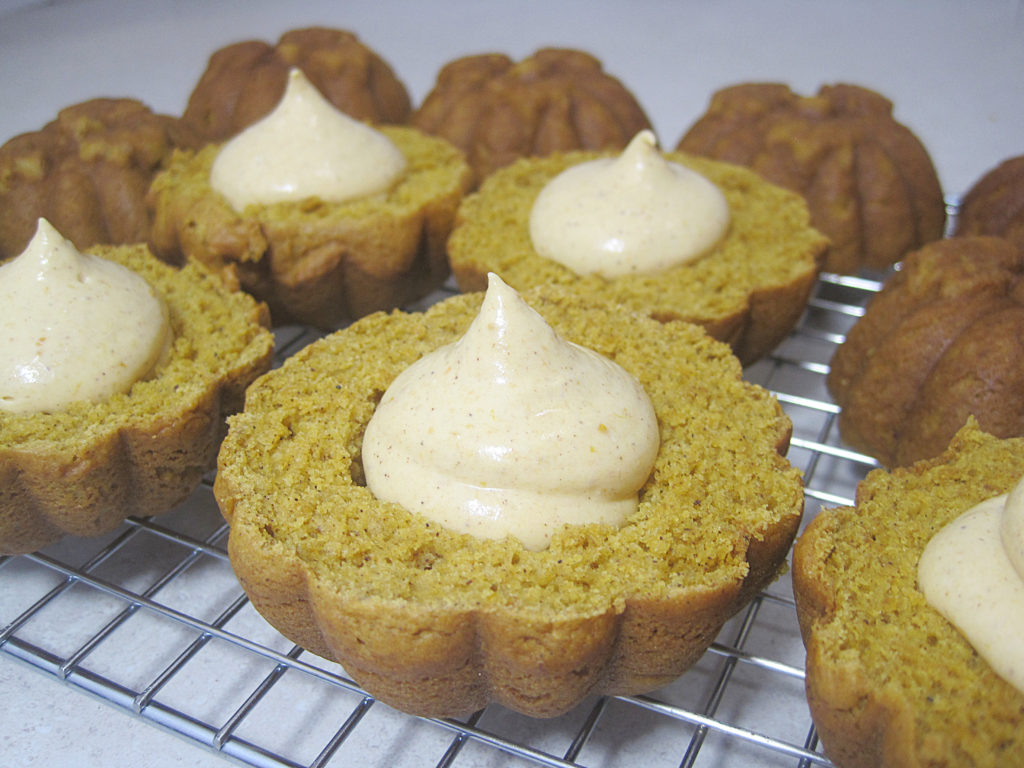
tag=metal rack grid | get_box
[0,270,885,768]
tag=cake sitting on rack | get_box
[0,219,274,555]
[215,276,804,718]
[954,153,1024,255]
[180,27,412,143]
[678,82,945,275]
[0,97,198,261]
[446,130,828,365]
[793,420,1024,768]
[149,69,471,328]
[827,235,1024,467]
[413,47,652,184]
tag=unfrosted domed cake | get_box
[181,27,411,143]
[954,154,1024,254]
[0,97,198,261]
[413,48,652,184]
[827,235,1024,467]
[678,82,945,274]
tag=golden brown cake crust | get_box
[147,126,472,328]
[828,235,1024,467]
[215,288,804,718]
[954,154,1024,255]
[678,82,945,274]
[0,98,198,261]
[792,421,1024,768]
[181,27,412,143]
[0,244,274,555]
[413,48,652,184]
[446,149,827,365]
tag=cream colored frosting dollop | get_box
[918,479,1024,694]
[528,130,730,278]
[361,273,660,551]
[209,68,407,211]
[0,218,171,414]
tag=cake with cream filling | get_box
[214,278,804,718]
[793,420,1024,768]
[149,69,472,328]
[0,220,274,555]
[446,133,827,365]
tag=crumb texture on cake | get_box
[147,125,472,328]
[446,149,827,365]
[0,98,197,260]
[828,235,1024,467]
[215,289,804,718]
[678,82,944,274]
[181,27,411,143]
[413,48,652,184]
[0,244,274,555]
[793,420,1024,768]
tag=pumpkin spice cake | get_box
[678,82,945,274]
[413,47,652,185]
[793,421,1024,768]
[827,235,1024,467]
[214,283,805,718]
[446,143,827,365]
[180,27,412,143]
[149,75,472,329]
[1,230,274,555]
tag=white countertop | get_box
[1,1,1022,766]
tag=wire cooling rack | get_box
[0,268,886,768]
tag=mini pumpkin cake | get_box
[954,154,1024,254]
[678,82,945,274]
[1,221,274,555]
[827,235,1024,468]
[0,97,198,261]
[412,48,652,184]
[214,279,805,719]
[793,420,1024,768]
[149,69,472,328]
[446,133,828,365]
[180,27,411,143]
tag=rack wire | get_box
[0,268,884,768]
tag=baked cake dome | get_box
[181,27,412,143]
[954,154,1024,254]
[0,98,197,261]
[412,48,652,183]
[828,235,1024,467]
[678,82,945,274]
[214,284,804,718]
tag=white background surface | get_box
[1,1,1022,766]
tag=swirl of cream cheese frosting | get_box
[209,67,407,211]
[361,273,660,551]
[0,218,171,414]
[918,477,1024,694]
[528,130,730,278]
